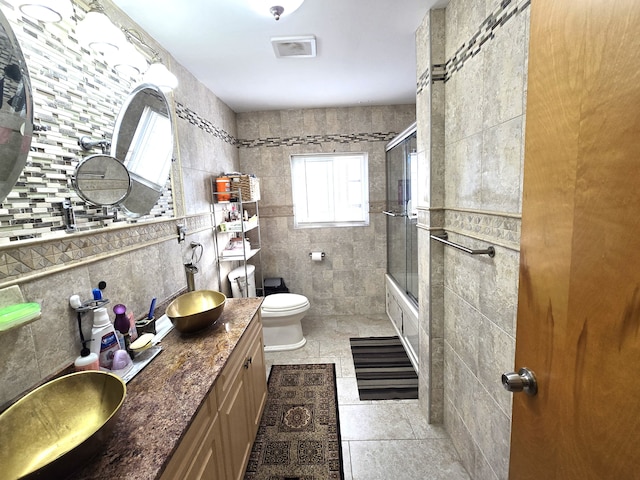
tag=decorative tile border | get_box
[417,63,446,96]
[174,102,236,146]
[0,219,174,284]
[172,103,399,151]
[236,131,397,149]
[417,69,431,96]
[0,212,213,287]
[444,208,521,251]
[417,0,531,92]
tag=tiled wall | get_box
[0,0,238,407]
[416,7,446,425]
[416,0,530,478]
[237,106,415,316]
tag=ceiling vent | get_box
[271,35,316,58]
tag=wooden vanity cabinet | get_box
[159,391,225,480]
[217,313,268,480]
[160,313,267,480]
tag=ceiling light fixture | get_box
[248,0,305,21]
[17,0,73,23]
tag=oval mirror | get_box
[73,154,131,206]
[0,9,33,203]
[111,83,174,218]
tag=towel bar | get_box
[430,232,495,257]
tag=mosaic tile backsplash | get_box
[0,1,176,244]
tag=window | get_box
[291,153,369,228]
[124,105,172,191]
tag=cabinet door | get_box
[210,412,226,479]
[246,330,268,434]
[219,367,253,480]
[182,412,226,480]
[160,395,214,480]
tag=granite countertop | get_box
[73,297,263,480]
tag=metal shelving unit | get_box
[212,181,263,297]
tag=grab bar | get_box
[430,232,495,257]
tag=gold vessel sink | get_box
[167,289,226,333]
[0,370,126,479]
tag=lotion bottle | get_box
[90,307,119,370]
[74,351,99,371]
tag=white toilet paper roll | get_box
[311,252,323,261]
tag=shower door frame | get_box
[384,122,418,304]
[384,122,419,372]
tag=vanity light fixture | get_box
[17,0,73,23]
[75,3,178,90]
[76,1,126,55]
[143,60,178,92]
[248,0,305,20]
[109,41,147,77]
[123,29,178,91]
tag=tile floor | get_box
[263,313,470,480]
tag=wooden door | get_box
[510,0,640,478]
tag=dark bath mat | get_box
[350,336,418,401]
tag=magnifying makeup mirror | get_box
[72,83,174,216]
[73,154,131,206]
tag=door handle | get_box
[501,367,538,396]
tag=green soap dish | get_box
[0,303,41,332]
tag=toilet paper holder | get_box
[309,252,325,259]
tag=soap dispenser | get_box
[74,342,99,371]
[90,307,120,369]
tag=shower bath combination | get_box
[384,122,419,370]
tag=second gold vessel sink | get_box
[166,289,226,333]
[0,370,126,479]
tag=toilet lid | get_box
[262,293,309,312]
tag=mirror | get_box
[0,8,33,203]
[73,154,131,206]
[111,83,174,218]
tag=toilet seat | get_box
[261,293,309,317]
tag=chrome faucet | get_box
[184,241,203,292]
[184,263,198,292]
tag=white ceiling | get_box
[111,0,442,113]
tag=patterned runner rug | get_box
[350,336,418,400]
[244,363,344,480]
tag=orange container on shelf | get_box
[215,176,231,201]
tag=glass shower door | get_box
[385,123,418,304]
[386,140,408,294]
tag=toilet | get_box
[260,293,310,351]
